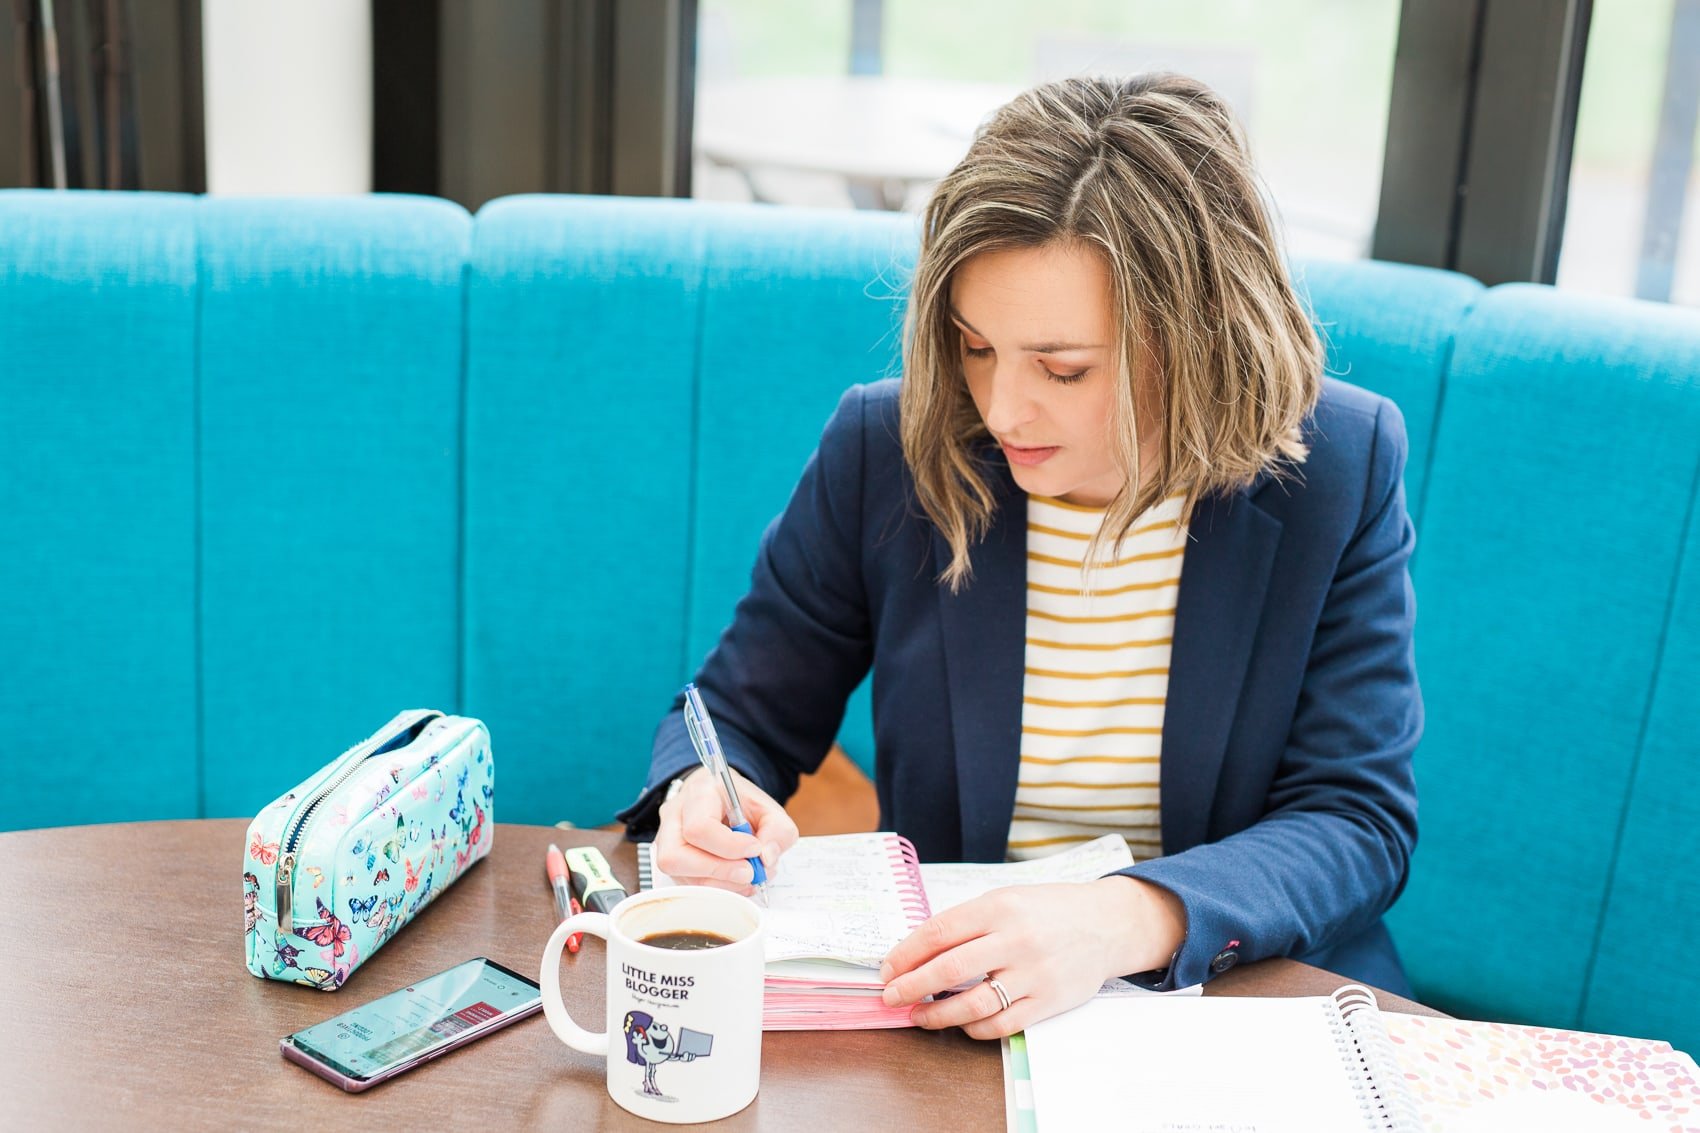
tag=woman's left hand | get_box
[878,876,1185,1039]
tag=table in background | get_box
[695,77,1019,209]
[0,821,1443,1130]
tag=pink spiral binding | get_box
[887,834,933,927]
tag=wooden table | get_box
[0,821,1442,1130]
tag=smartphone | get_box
[280,957,542,1092]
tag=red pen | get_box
[546,843,582,954]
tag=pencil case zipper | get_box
[274,710,443,934]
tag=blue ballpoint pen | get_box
[682,683,770,904]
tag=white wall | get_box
[202,1,373,195]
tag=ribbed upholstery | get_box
[1289,258,1482,525]
[1585,455,1700,1044]
[1387,285,1700,1032]
[196,196,469,815]
[464,195,703,825]
[0,191,201,824]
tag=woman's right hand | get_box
[653,767,799,894]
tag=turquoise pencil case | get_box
[242,709,494,990]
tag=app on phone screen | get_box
[288,959,539,1079]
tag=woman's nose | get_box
[980,367,1038,436]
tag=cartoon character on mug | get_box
[622,1010,712,1099]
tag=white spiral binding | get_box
[1325,984,1424,1132]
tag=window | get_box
[1556,0,1699,306]
[694,0,1403,262]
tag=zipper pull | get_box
[276,853,295,935]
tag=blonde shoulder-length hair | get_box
[900,73,1324,591]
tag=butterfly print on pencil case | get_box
[272,935,301,972]
[348,895,379,920]
[407,873,435,917]
[379,813,409,864]
[296,897,352,959]
[365,902,392,934]
[296,966,338,991]
[249,833,279,866]
[243,872,262,936]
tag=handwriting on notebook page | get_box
[759,834,920,965]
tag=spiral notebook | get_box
[639,832,931,965]
[1019,987,1411,1132]
[1015,988,1700,1133]
[639,832,931,1029]
[636,832,1161,1029]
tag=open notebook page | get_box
[1023,996,1378,1133]
[647,832,919,966]
[918,833,1135,913]
[921,835,1199,998]
[764,836,1141,987]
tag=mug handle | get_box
[540,912,612,1056]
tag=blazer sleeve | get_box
[618,384,876,838]
[1122,397,1422,988]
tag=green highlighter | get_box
[564,845,628,915]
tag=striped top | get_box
[1007,491,1188,863]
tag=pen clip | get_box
[682,685,751,830]
[683,704,712,773]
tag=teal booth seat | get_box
[2,190,1697,1053]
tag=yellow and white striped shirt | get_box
[1007,491,1188,863]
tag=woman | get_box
[619,73,1420,1039]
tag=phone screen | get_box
[283,957,541,1085]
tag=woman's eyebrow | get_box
[947,305,1104,352]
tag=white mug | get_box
[540,885,765,1123]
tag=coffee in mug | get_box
[638,930,735,951]
[540,885,764,1123]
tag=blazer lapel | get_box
[936,464,1028,863]
[1161,487,1283,854]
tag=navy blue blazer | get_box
[621,377,1421,994]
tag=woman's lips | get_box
[1001,442,1060,467]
